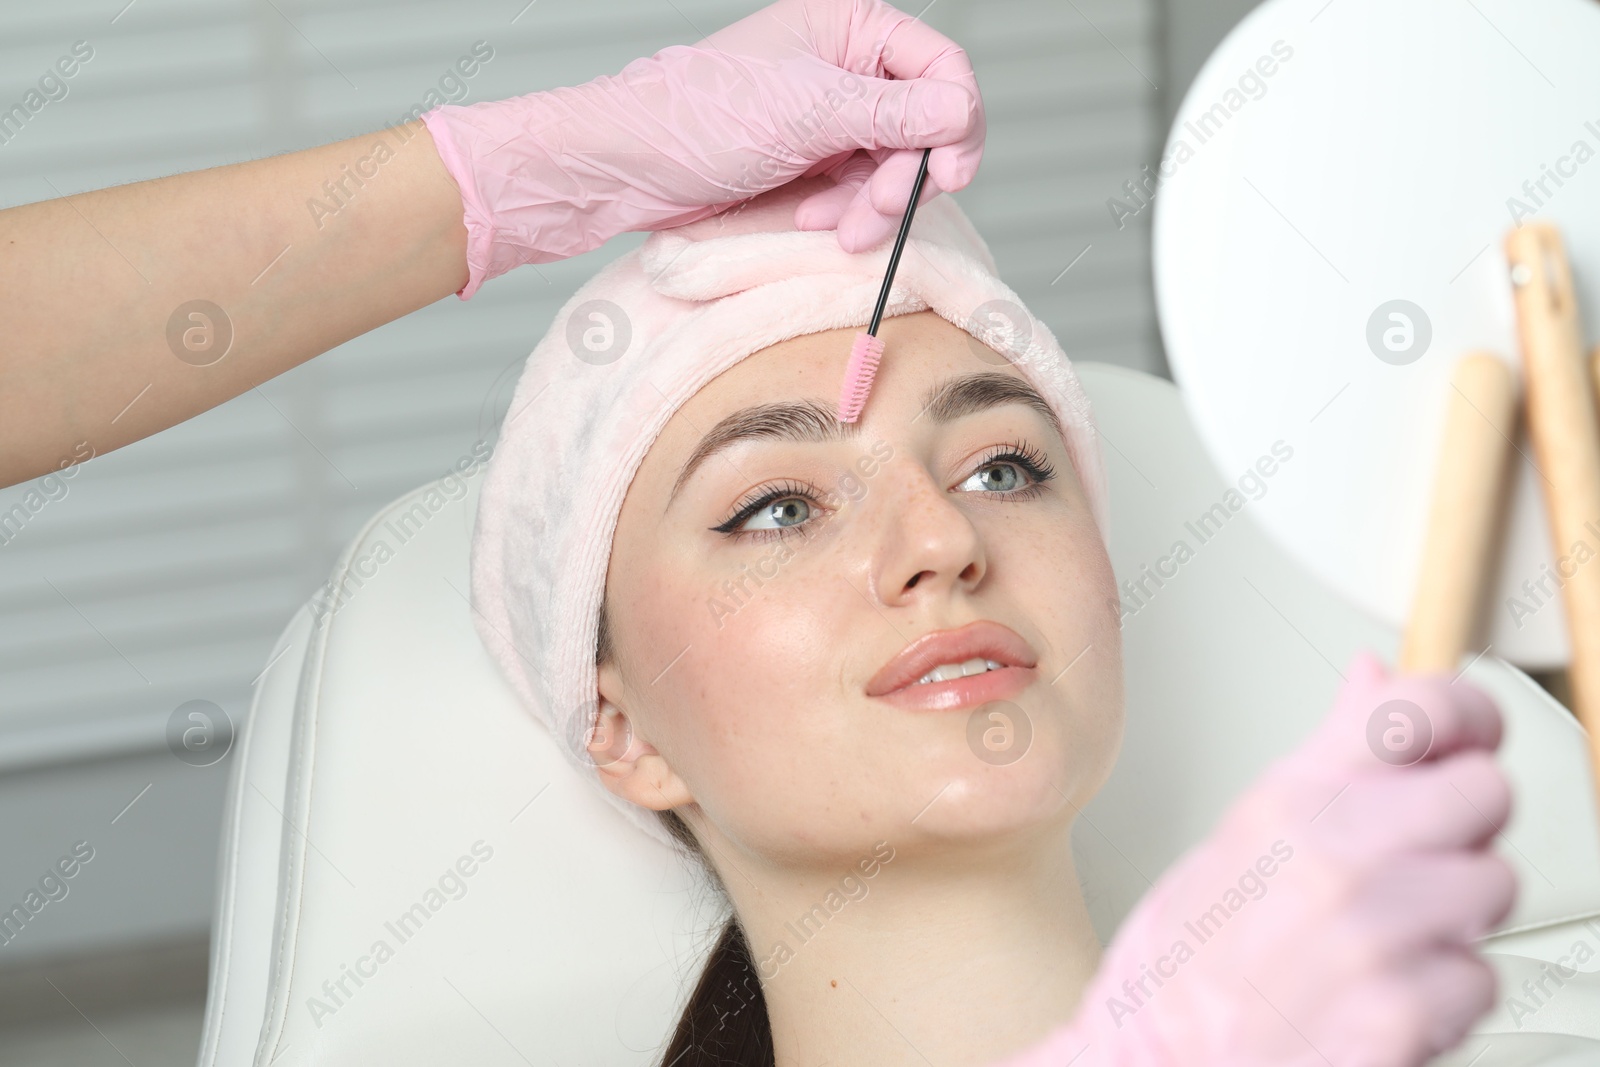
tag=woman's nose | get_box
[867,462,988,606]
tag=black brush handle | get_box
[868,147,933,337]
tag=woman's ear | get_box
[586,688,695,812]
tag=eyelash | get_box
[712,479,818,541]
[709,441,1058,543]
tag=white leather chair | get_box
[196,363,1600,1067]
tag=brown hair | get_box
[597,602,775,1067]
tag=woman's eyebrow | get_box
[671,398,853,501]
[917,371,1062,436]
[668,371,1059,506]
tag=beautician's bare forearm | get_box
[0,119,469,488]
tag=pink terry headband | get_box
[469,176,1110,848]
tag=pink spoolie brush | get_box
[837,147,933,423]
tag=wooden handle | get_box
[1400,352,1519,674]
[1506,222,1600,773]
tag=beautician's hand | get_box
[0,0,982,488]
[422,0,984,296]
[993,649,1516,1067]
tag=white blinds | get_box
[0,0,1160,767]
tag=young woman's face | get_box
[595,310,1125,864]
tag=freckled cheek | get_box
[1032,521,1124,752]
[989,512,1106,623]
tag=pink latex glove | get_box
[995,649,1517,1067]
[421,0,984,299]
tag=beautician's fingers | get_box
[807,156,945,251]
[1409,949,1502,1058]
[706,0,986,194]
[1311,751,1512,856]
[1331,851,1517,961]
[842,6,983,248]
[795,154,874,231]
[815,73,979,160]
[1362,675,1503,767]
[786,73,972,246]
[865,149,946,215]
[829,148,948,251]
[1293,647,1504,776]
[1320,948,1497,1065]
[796,149,943,248]
[844,0,986,194]
[700,0,984,252]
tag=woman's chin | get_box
[894,761,1079,844]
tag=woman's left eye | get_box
[956,444,1056,496]
[959,461,1030,494]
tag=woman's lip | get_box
[865,620,1038,698]
[874,663,1037,712]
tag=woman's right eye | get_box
[736,496,811,533]
[710,481,824,539]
